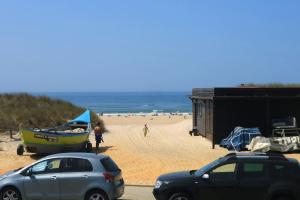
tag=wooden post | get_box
[266,99,270,136]
[10,129,13,139]
[212,98,216,149]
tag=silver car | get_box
[0,153,124,200]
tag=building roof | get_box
[190,87,300,100]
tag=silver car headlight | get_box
[154,180,170,189]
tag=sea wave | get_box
[100,112,192,117]
[33,92,192,113]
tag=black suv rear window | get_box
[101,157,120,172]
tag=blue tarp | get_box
[220,127,261,151]
[69,110,91,124]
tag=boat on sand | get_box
[17,110,92,155]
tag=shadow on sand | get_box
[92,145,114,154]
[29,154,47,160]
[25,145,115,160]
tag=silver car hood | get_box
[0,170,19,181]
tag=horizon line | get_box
[0,91,193,95]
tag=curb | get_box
[125,184,154,188]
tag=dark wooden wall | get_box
[213,99,266,145]
[213,98,300,146]
[191,88,300,148]
[193,99,213,140]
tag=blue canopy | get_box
[69,110,91,124]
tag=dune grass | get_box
[239,83,300,88]
[0,93,105,131]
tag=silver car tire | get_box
[85,190,108,200]
[1,187,22,200]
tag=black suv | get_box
[153,153,300,200]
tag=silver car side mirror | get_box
[27,168,33,176]
[202,173,209,180]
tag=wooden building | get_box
[189,87,300,148]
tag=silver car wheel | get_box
[2,190,19,200]
[88,193,105,200]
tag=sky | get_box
[0,0,299,92]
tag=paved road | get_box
[120,185,155,200]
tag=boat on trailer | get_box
[17,110,93,155]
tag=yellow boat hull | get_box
[20,128,90,154]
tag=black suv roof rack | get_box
[225,152,287,161]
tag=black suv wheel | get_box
[168,192,191,200]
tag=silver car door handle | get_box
[51,176,57,180]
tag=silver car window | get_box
[60,158,93,172]
[30,158,62,174]
[32,161,47,173]
[100,157,120,172]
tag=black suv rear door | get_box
[237,161,271,200]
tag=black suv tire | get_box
[168,192,191,200]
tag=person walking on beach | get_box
[143,124,149,137]
[94,122,104,150]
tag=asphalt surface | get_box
[120,185,155,200]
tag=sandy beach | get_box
[97,115,228,185]
[1,115,300,185]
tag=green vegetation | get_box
[239,83,300,88]
[0,93,105,131]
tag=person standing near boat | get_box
[94,122,104,150]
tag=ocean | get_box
[33,92,192,114]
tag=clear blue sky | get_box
[0,1,299,92]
